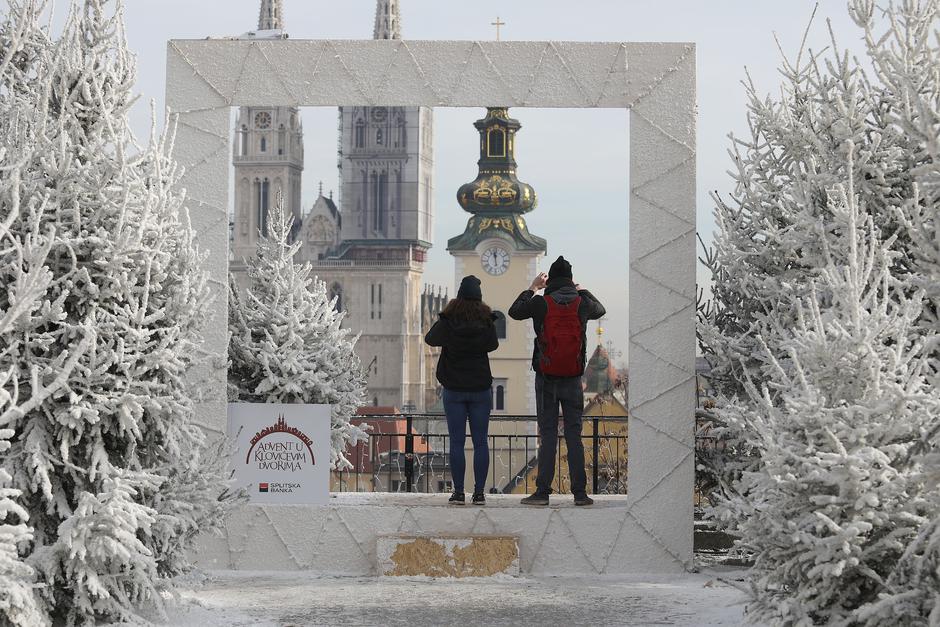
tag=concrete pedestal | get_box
[194,493,687,576]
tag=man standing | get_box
[509,256,606,506]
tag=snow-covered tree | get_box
[696,0,940,505]
[852,0,940,359]
[0,0,232,623]
[1,3,78,624]
[714,161,940,624]
[229,192,368,469]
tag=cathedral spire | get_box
[258,0,284,31]
[373,0,401,40]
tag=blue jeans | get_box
[442,387,491,493]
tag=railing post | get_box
[592,417,600,494]
[405,414,414,493]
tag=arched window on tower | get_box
[278,125,285,155]
[355,119,365,148]
[260,135,267,153]
[376,128,383,145]
[493,311,507,339]
[258,178,270,237]
[487,127,506,157]
[397,117,407,148]
[370,170,380,231]
[329,282,343,312]
[378,171,388,232]
[493,379,507,412]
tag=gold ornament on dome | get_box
[472,175,518,206]
[488,108,510,120]
[478,217,515,233]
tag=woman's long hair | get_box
[442,298,493,324]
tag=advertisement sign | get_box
[228,403,331,505]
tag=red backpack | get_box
[538,295,583,377]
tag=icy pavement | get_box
[166,569,748,626]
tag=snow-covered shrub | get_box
[697,0,939,518]
[0,0,232,623]
[229,192,368,469]
[714,164,940,624]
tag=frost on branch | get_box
[714,167,940,625]
[696,0,940,507]
[229,192,369,470]
[0,0,232,624]
[851,0,940,366]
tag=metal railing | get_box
[333,413,718,496]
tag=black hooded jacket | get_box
[424,314,500,392]
[508,277,606,377]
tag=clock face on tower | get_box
[254,111,271,129]
[481,246,510,276]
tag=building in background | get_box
[449,108,547,417]
[230,0,303,263]
[230,0,440,411]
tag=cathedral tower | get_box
[450,108,547,416]
[231,1,303,263]
[318,0,435,410]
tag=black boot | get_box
[521,492,550,506]
[574,493,594,506]
[448,491,466,505]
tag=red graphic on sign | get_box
[245,414,316,465]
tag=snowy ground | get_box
[163,569,748,626]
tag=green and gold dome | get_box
[448,108,547,253]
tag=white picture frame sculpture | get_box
[166,39,696,572]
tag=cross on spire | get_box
[491,16,505,41]
[258,0,284,31]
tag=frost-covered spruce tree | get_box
[229,192,368,468]
[1,3,78,625]
[697,1,940,500]
[0,0,231,623]
[853,0,940,353]
[715,168,940,625]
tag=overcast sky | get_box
[27,0,871,364]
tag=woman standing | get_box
[424,276,499,505]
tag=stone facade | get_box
[230,0,436,410]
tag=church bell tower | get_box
[231,0,303,264]
[449,108,546,415]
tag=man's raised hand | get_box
[529,272,548,292]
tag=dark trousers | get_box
[442,387,491,493]
[534,373,587,496]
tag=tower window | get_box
[258,178,270,237]
[355,119,365,148]
[493,311,507,339]
[487,128,506,157]
[493,379,507,412]
[260,136,267,153]
[329,282,343,312]
[376,128,383,145]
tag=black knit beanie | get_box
[548,256,573,280]
[457,275,483,301]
